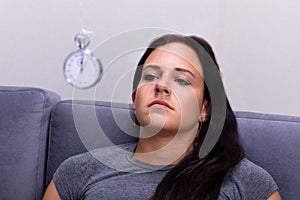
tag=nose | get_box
[154,83,172,96]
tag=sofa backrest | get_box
[0,87,60,200]
[47,100,300,200]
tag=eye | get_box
[143,74,158,81]
[175,78,190,86]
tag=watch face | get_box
[63,49,103,89]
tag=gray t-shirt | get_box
[53,143,278,200]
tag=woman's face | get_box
[132,42,208,135]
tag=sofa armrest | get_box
[0,87,60,200]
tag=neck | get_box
[133,126,198,165]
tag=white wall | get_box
[216,0,300,116]
[0,0,299,116]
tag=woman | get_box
[43,34,281,199]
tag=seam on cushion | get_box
[58,100,133,111]
[45,102,59,187]
[0,87,49,94]
[36,90,46,200]
[235,111,300,123]
[34,89,57,200]
[37,89,60,199]
[236,116,300,124]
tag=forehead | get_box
[144,42,203,76]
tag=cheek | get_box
[133,86,152,125]
[134,84,152,105]
[174,88,202,122]
[133,88,145,112]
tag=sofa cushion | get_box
[236,112,300,200]
[0,87,60,200]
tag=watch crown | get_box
[74,33,90,50]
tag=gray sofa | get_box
[0,86,299,200]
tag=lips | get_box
[148,100,174,110]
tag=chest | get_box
[82,171,166,200]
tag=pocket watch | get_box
[63,33,103,89]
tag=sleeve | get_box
[242,161,279,200]
[53,156,86,200]
[220,159,279,200]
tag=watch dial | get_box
[64,50,102,89]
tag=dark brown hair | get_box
[133,34,244,200]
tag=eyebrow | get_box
[143,64,196,78]
[143,65,161,71]
[174,67,195,78]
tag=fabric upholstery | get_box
[236,112,300,200]
[0,87,60,200]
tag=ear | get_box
[199,100,210,123]
[131,91,136,111]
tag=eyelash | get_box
[142,74,191,86]
[143,74,158,81]
[175,78,190,86]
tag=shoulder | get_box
[220,158,278,200]
[52,151,96,199]
[53,142,137,198]
[55,142,137,175]
[231,158,275,181]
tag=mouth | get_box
[148,100,174,110]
